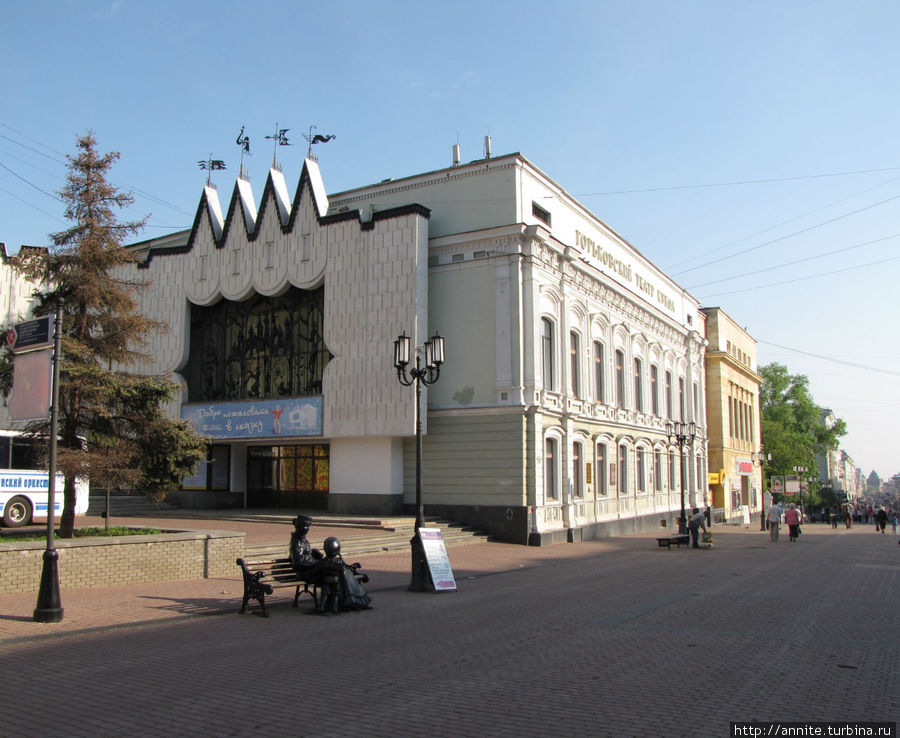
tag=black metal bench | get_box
[236,557,319,617]
[656,534,690,549]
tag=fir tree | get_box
[9,132,205,537]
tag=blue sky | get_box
[2,1,898,479]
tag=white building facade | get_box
[125,152,708,544]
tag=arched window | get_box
[593,341,605,403]
[650,364,659,415]
[573,441,583,498]
[545,436,558,500]
[618,444,628,493]
[636,447,647,493]
[633,358,643,412]
[665,370,673,418]
[541,318,555,390]
[569,331,581,398]
[615,350,625,408]
[596,442,608,496]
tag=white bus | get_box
[0,430,89,527]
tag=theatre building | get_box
[126,149,708,544]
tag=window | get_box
[569,332,581,398]
[532,201,552,226]
[615,350,625,408]
[633,358,643,412]
[545,437,558,500]
[650,364,659,415]
[693,382,700,420]
[665,371,673,418]
[618,444,628,493]
[188,286,331,402]
[697,456,704,490]
[668,450,676,490]
[678,377,686,422]
[636,448,646,493]
[593,341,605,403]
[596,443,608,496]
[541,318,555,390]
[654,450,663,491]
[573,441,583,498]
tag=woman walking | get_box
[785,503,802,542]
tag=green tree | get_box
[759,362,846,507]
[6,132,206,537]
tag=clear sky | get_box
[2,1,898,479]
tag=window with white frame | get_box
[679,377,686,422]
[618,444,628,493]
[633,358,643,412]
[650,364,659,415]
[541,318,555,391]
[615,350,625,408]
[593,341,605,403]
[636,447,646,493]
[596,442,608,495]
[573,441,583,498]
[669,449,676,490]
[569,332,581,398]
[654,450,663,491]
[545,436,558,500]
[665,370,673,418]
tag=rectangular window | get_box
[654,450,663,492]
[665,371,673,418]
[650,365,659,415]
[618,445,628,493]
[615,350,625,408]
[569,332,580,398]
[545,437,558,500]
[573,441,583,498]
[596,443,608,496]
[679,377,686,422]
[593,341,605,403]
[541,318,555,391]
[693,382,699,419]
[633,358,643,412]
[668,450,676,489]
[636,448,646,493]
[532,201,552,226]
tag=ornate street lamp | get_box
[752,449,771,531]
[666,420,696,534]
[393,330,444,591]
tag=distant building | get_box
[700,307,763,521]
[117,150,709,544]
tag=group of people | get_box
[766,501,803,542]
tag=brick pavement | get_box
[1,522,897,737]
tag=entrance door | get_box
[246,444,329,509]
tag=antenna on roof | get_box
[265,123,290,170]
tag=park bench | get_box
[236,557,319,617]
[236,556,369,617]
[656,534,690,550]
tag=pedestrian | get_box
[766,500,782,542]
[892,513,898,535]
[829,507,838,529]
[688,508,707,549]
[785,503,801,542]
[875,507,888,535]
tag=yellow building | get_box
[701,307,764,523]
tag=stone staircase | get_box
[86,494,178,517]
[242,518,490,560]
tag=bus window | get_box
[0,435,9,469]
[11,438,40,470]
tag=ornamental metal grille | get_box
[187,287,331,402]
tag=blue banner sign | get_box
[182,397,323,440]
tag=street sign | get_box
[9,315,53,353]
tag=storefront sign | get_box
[419,528,457,592]
[182,397,323,440]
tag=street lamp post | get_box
[752,449,771,531]
[666,421,696,534]
[393,330,444,592]
[793,465,809,521]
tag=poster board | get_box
[419,528,457,592]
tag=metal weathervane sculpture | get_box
[265,123,291,168]
[303,125,336,158]
[198,154,226,186]
[236,125,251,178]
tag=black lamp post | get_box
[393,330,444,592]
[666,420,696,534]
[752,449,771,531]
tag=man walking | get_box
[767,500,782,542]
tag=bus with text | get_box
[0,430,89,527]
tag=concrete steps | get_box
[243,520,490,560]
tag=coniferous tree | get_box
[7,132,205,537]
